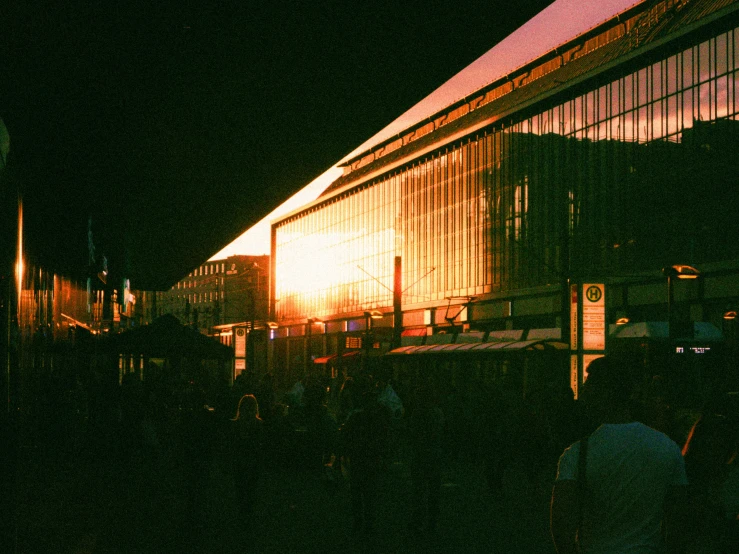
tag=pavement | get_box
[7,423,558,554]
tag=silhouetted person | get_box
[408,382,444,534]
[550,356,689,554]
[303,378,338,475]
[483,377,524,497]
[179,386,217,543]
[341,375,390,537]
[255,372,276,423]
[337,376,357,426]
[230,394,264,520]
[681,391,739,553]
[119,372,147,459]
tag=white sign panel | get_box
[235,327,247,358]
[582,283,606,351]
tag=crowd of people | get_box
[20,350,739,553]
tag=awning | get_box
[386,339,568,355]
[608,321,723,341]
[401,329,427,337]
[313,351,364,364]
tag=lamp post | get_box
[363,310,383,369]
[305,317,322,376]
[662,264,701,341]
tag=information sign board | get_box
[235,327,246,358]
[582,283,606,350]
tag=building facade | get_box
[270,0,739,382]
[153,254,269,340]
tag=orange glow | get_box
[275,226,396,318]
[673,265,701,279]
[16,196,23,311]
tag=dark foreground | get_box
[5,433,556,554]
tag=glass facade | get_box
[275,22,739,323]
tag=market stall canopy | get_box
[104,314,233,360]
[608,321,723,341]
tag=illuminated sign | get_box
[235,327,246,357]
[346,336,361,349]
[582,283,606,351]
[676,346,711,354]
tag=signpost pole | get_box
[571,283,607,398]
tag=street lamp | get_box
[363,310,383,366]
[662,264,701,341]
[305,317,323,375]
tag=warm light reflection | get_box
[275,224,397,319]
[16,196,23,311]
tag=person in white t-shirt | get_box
[550,356,689,554]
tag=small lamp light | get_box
[662,264,701,279]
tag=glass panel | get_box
[653,101,664,140]
[667,55,678,95]
[624,111,635,142]
[611,79,621,115]
[717,32,728,76]
[652,61,662,100]
[699,40,710,83]
[624,73,634,111]
[586,90,595,126]
[562,101,572,135]
[683,87,694,130]
[667,94,678,137]
[683,47,694,88]
[638,67,649,106]
[638,106,648,142]
[699,82,711,121]
[717,76,729,118]
[574,96,583,130]
[598,85,608,122]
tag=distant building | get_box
[151,255,269,340]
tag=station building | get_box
[269,0,739,388]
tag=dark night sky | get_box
[1,1,554,289]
